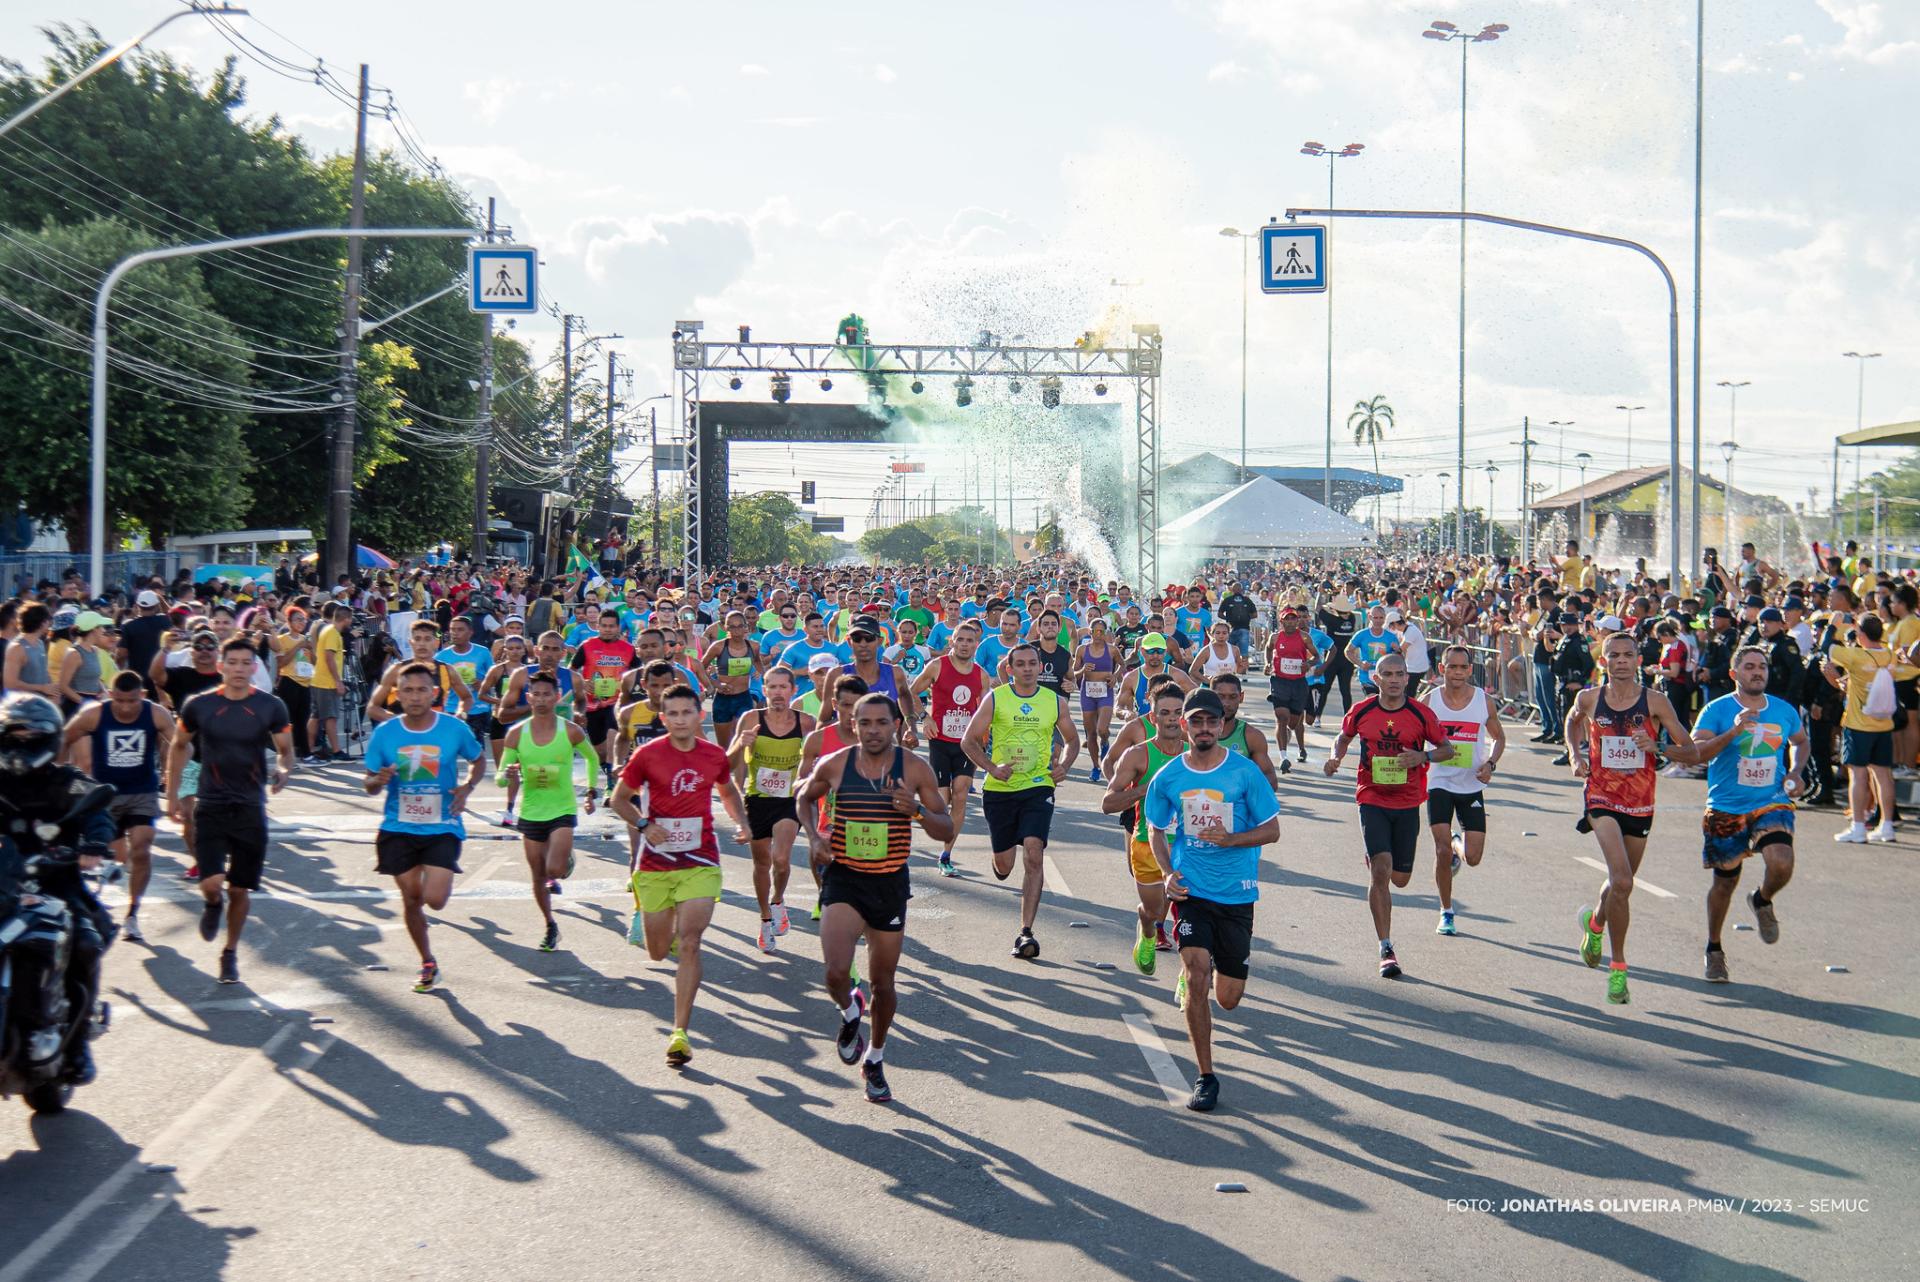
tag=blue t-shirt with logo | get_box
[1173,607,1213,643]
[1142,751,1280,905]
[975,634,1023,677]
[777,638,851,671]
[434,645,492,717]
[1695,693,1800,812]
[365,712,484,837]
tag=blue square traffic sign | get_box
[1259,223,1328,294]
[469,245,538,314]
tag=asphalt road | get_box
[2,682,1913,1282]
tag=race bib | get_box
[1369,754,1408,785]
[942,710,972,739]
[293,660,315,680]
[653,816,704,852]
[399,790,443,824]
[1084,680,1109,698]
[726,657,752,677]
[1279,657,1304,677]
[592,675,620,700]
[1444,739,1476,768]
[1005,743,1037,776]
[524,762,560,790]
[754,766,793,797]
[1600,736,1645,771]
[1181,792,1229,836]
[843,818,890,861]
[1737,756,1777,789]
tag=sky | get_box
[4,0,1916,540]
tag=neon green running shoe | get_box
[1578,908,1603,969]
[811,901,823,922]
[1607,968,1630,1005]
[1174,972,1189,1011]
[666,1028,692,1066]
[668,934,680,960]
[850,957,861,989]
[1133,931,1156,976]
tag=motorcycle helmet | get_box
[0,692,63,776]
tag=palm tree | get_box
[1348,395,1394,525]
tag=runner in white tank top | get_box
[1190,620,1245,682]
[1422,644,1506,936]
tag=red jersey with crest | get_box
[620,737,730,872]
[1340,695,1449,809]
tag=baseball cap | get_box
[50,606,78,629]
[1598,615,1624,631]
[136,589,161,608]
[1182,688,1227,719]
[1139,632,1169,651]
[74,611,111,633]
[1783,596,1806,612]
[503,614,526,626]
[1385,609,1403,623]
[848,615,883,639]
[806,651,838,673]
[1743,594,1765,608]
[1758,606,1784,623]
[1710,605,1735,620]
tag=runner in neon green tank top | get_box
[728,666,815,953]
[1102,683,1189,974]
[498,670,600,952]
[1210,673,1281,789]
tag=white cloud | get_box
[1206,60,1248,83]
[1277,71,1323,95]
[752,116,823,128]
[1813,1,1920,64]
[462,78,525,127]
[739,63,770,77]
[873,63,897,84]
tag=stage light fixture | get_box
[1093,382,1108,396]
[1008,379,1023,394]
[820,376,833,391]
[770,372,791,403]
[728,376,742,390]
[910,379,925,394]
[1040,376,1062,409]
[955,376,973,408]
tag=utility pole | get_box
[472,196,496,563]
[326,64,371,587]
[648,406,660,563]
[605,347,619,510]
[560,313,575,494]
[1519,415,1532,565]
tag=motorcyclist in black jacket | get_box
[0,691,117,1084]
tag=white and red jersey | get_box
[1424,685,1488,794]
[928,656,988,743]
[620,737,729,872]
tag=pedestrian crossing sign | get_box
[469,245,539,314]
[1259,224,1328,294]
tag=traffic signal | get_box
[801,481,816,504]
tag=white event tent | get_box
[1157,476,1375,549]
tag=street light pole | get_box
[1483,462,1500,556]
[1691,0,1706,590]
[1548,420,1575,495]
[0,5,247,141]
[1720,440,1739,556]
[1843,351,1881,543]
[1715,379,1749,555]
[1615,403,1646,469]
[1217,228,1251,472]
[1573,451,1593,547]
[1422,19,1508,556]
[1437,472,1452,551]
[1299,141,1365,506]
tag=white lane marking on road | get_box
[1122,1013,1190,1106]
[1574,855,1676,898]
[134,981,347,1017]
[2,1023,334,1282]
[1043,854,1073,899]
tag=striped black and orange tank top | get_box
[829,746,912,875]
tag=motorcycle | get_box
[0,843,116,1116]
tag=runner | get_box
[62,670,174,942]
[364,662,487,991]
[1101,683,1189,973]
[610,682,749,1066]
[498,631,577,731]
[497,669,601,952]
[1692,646,1806,983]
[1423,644,1506,936]
[729,665,814,952]
[1567,632,1737,1005]
[798,674,866,921]
[1208,673,1279,789]
[1322,652,1451,979]
[842,615,914,744]
[1266,604,1319,767]
[1118,633,1195,722]
[479,633,528,769]
[961,644,1080,960]
[435,616,494,752]
[910,620,988,875]
[1189,619,1246,683]
[1143,687,1280,1113]
[572,607,637,794]
[1071,616,1118,782]
[1345,604,1399,697]
[163,637,294,986]
[797,692,954,1103]
[365,619,471,722]
[701,608,763,749]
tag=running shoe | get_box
[1089,766,1103,784]
[182,863,199,880]
[1436,910,1457,936]
[668,934,680,960]
[1704,949,1730,983]
[564,851,576,879]
[1578,907,1603,968]
[1378,946,1401,979]
[1748,890,1779,944]
[863,1059,893,1104]
[771,903,791,935]
[413,960,438,993]
[1132,931,1156,976]
[198,891,224,942]
[627,911,645,946]
[1279,757,1292,775]
[547,878,563,897]
[1870,824,1897,844]
[492,809,516,829]
[217,948,240,985]
[539,921,560,953]
[1834,824,1869,844]
[850,957,861,989]
[1450,831,1464,875]
[1012,928,1040,961]
[121,911,143,944]
[1174,972,1189,1011]
[1607,968,1631,1005]
[837,989,869,1064]
[1550,753,1570,767]
[938,852,957,877]
[1296,747,1308,763]
[811,901,823,921]
[666,1028,693,1066]
[1186,1072,1220,1113]
[758,919,777,954]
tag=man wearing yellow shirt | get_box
[308,602,348,763]
[1557,540,1586,592]
[1824,613,1897,843]
[1852,558,1878,603]
[1886,584,1920,780]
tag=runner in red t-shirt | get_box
[610,682,746,1067]
[1323,652,1451,979]
[1265,605,1320,771]
[573,611,637,790]
[910,620,988,875]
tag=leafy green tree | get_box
[0,217,251,546]
[859,522,936,564]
